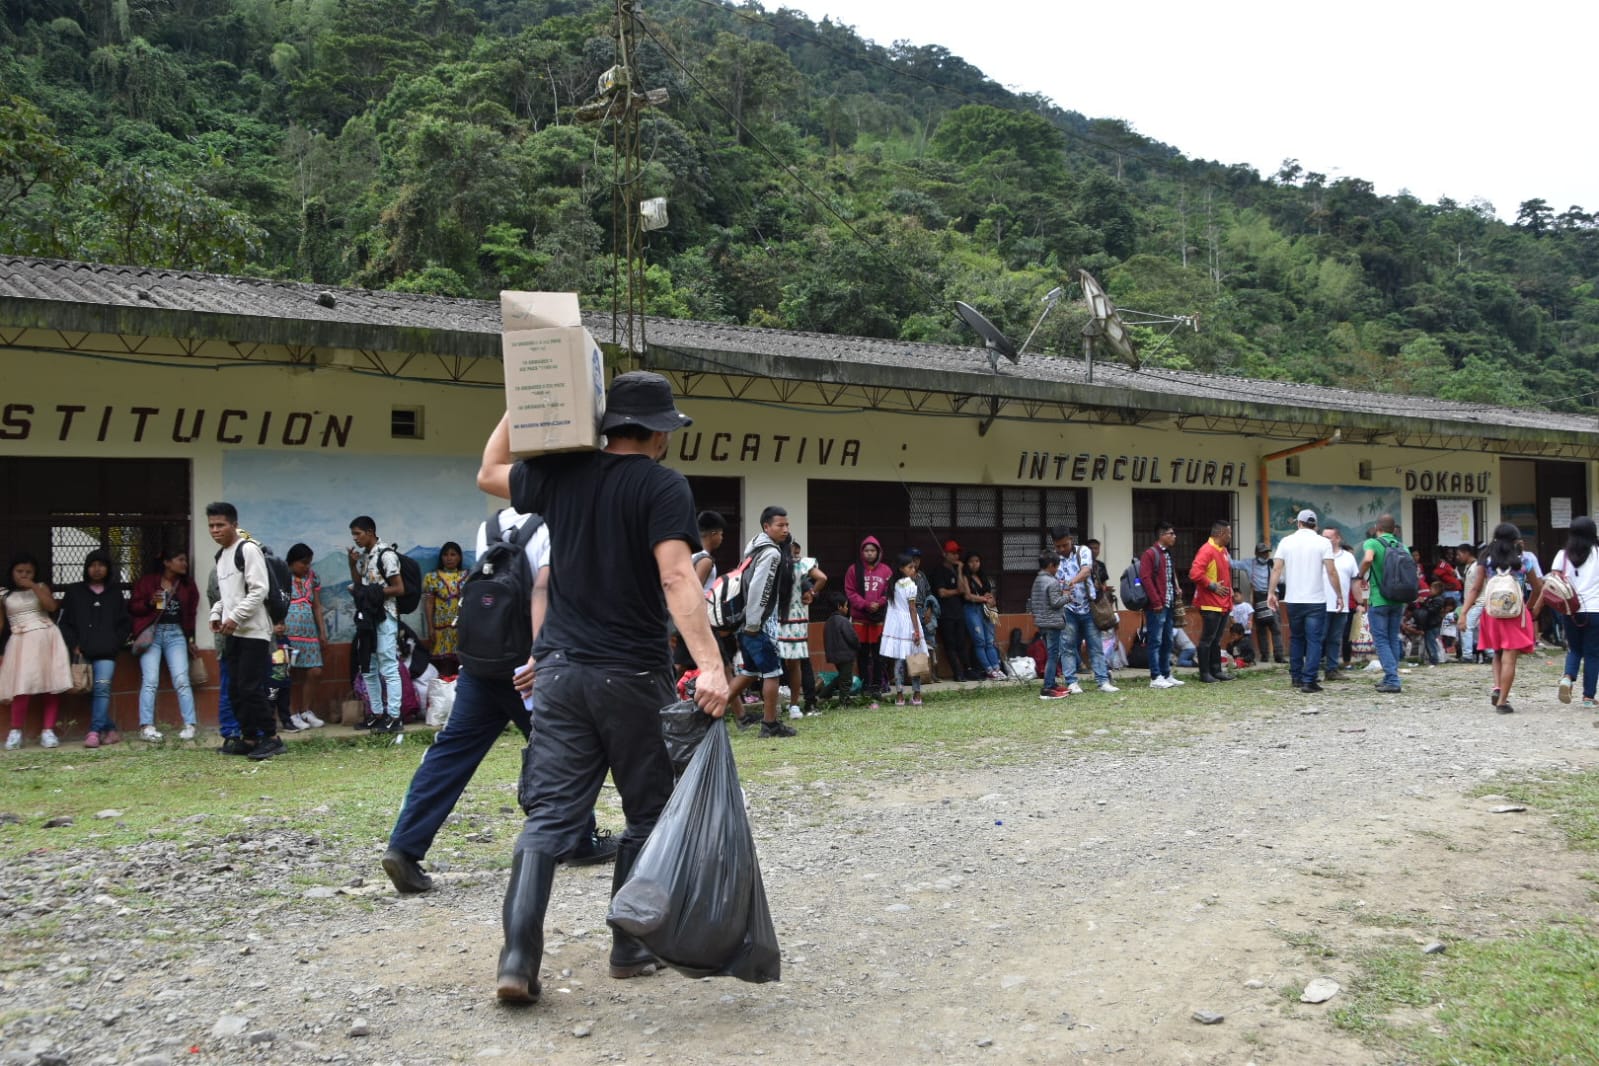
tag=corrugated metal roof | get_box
[1,255,1593,440]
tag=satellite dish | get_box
[1078,270,1139,372]
[954,301,1019,371]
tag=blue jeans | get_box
[1368,604,1405,688]
[1322,612,1351,675]
[1145,606,1174,679]
[139,623,195,726]
[1039,627,1063,691]
[1285,602,1327,685]
[1562,614,1599,699]
[390,669,532,861]
[364,614,402,718]
[964,603,1000,672]
[1060,610,1108,686]
[1461,603,1484,657]
[88,657,116,732]
[1423,626,1442,665]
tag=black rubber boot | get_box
[496,850,557,1004]
[608,839,659,979]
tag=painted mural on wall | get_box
[220,452,493,641]
[1267,483,1402,548]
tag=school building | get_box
[2,256,1595,731]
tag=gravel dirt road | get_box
[4,656,1597,1065]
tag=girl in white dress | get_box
[879,552,927,707]
[2,552,73,749]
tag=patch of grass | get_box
[1336,925,1599,1063]
[0,675,1278,861]
[1276,928,1337,958]
[1485,769,1599,852]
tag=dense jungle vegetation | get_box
[2,0,1596,408]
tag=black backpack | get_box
[217,538,291,625]
[1376,534,1419,603]
[455,514,544,679]
[1120,556,1150,611]
[379,545,424,615]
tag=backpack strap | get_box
[509,514,544,551]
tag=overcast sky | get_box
[778,0,1593,220]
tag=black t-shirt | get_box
[510,451,700,670]
[930,564,962,601]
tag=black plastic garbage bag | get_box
[658,698,712,778]
[607,717,780,983]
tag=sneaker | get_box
[1583,698,1596,709]
[787,704,803,720]
[103,728,122,745]
[1324,668,1346,681]
[302,710,326,728]
[4,729,20,750]
[1066,682,1084,695]
[83,731,102,749]
[218,736,251,756]
[178,724,196,740]
[380,715,404,735]
[1300,682,1324,693]
[911,696,923,707]
[354,714,379,731]
[288,713,309,731]
[568,828,620,867]
[1098,682,1120,694]
[867,701,880,710]
[1038,688,1067,700]
[736,710,762,730]
[246,735,286,760]
[758,720,797,738]
[40,729,58,749]
[894,693,906,707]
[1150,676,1174,689]
[1375,683,1402,694]
[380,848,435,893]
[1559,675,1574,704]
[140,725,163,742]
[1164,675,1184,687]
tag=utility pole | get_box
[575,0,668,354]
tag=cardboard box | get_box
[501,291,607,456]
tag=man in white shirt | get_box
[383,508,622,893]
[1321,528,1361,681]
[1267,509,1342,694]
[207,501,282,760]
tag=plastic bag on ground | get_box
[607,718,780,983]
[425,678,456,728]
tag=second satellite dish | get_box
[1078,270,1140,371]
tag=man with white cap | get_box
[1267,509,1342,694]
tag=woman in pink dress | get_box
[1,552,73,749]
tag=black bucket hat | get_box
[599,371,693,433]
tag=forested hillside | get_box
[3,0,1596,408]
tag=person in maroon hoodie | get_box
[129,548,201,740]
[844,536,893,697]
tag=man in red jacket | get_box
[1188,520,1234,683]
[1138,523,1182,689]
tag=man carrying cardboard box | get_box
[476,370,730,1004]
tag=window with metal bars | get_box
[0,459,190,590]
